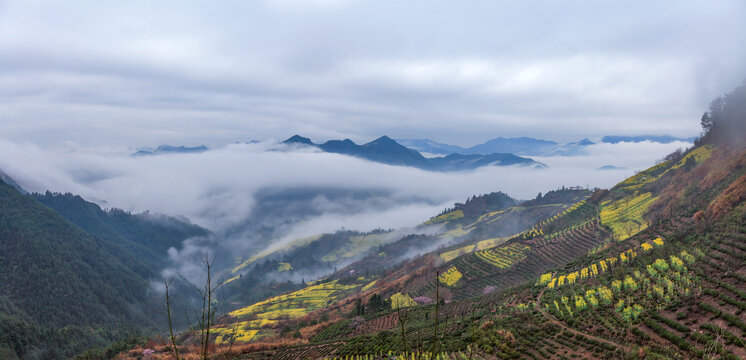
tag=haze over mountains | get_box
[127,134,694,173]
[282,135,544,171]
[399,135,695,157]
[131,145,209,157]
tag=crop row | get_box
[473,243,528,269]
[522,200,595,240]
[450,221,607,299]
[543,250,697,320]
[541,238,666,289]
[599,191,657,241]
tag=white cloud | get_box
[0,139,688,233]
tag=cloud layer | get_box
[0,140,690,242]
[0,1,744,147]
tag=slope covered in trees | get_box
[0,180,207,359]
[33,191,208,270]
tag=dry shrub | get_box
[589,189,609,204]
[479,320,494,329]
[707,173,746,219]
[696,147,740,191]
[496,329,516,345]
[117,344,208,360]
[299,320,337,338]
[650,146,746,221]
[637,346,648,358]
[693,210,706,223]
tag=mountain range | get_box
[128,134,696,173]
[399,134,695,157]
[600,135,697,144]
[398,136,592,156]
[132,144,209,156]
[283,135,544,171]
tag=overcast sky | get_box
[1,0,745,148]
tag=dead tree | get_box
[198,252,224,360]
[163,278,181,360]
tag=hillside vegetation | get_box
[0,183,207,359]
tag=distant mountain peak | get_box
[597,165,626,170]
[155,144,208,152]
[283,135,315,145]
[293,135,538,171]
[131,144,208,156]
[365,135,405,148]
[372,135,395,143]
[575,138,594,146]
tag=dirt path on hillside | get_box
[535,288,632,354]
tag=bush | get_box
[651,312,689,333]
[644,318,692,352]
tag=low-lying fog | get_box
[0,138,691,266]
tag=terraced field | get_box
[542,238,664,289]
[416,220,610,300]
[439,237,509,262]
[614,145,713,192]
[474,243,529,269]
[231,234,323,274]
[534,207,746,359]
[437,192,591,263]
[217,280,363,342]
[320,233,390,262]
[600,192,657,241]
[424,209,464,225]
[523,200,597,239]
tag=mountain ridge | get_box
[131,144,209,156]
[399,136,591,157]
[283,134,543,171]
[399,134,696,157]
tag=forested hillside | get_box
[0,181,207,359]
[33,191,208,270]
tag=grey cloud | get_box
[0,1,744,147]
[0,139,689,229]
